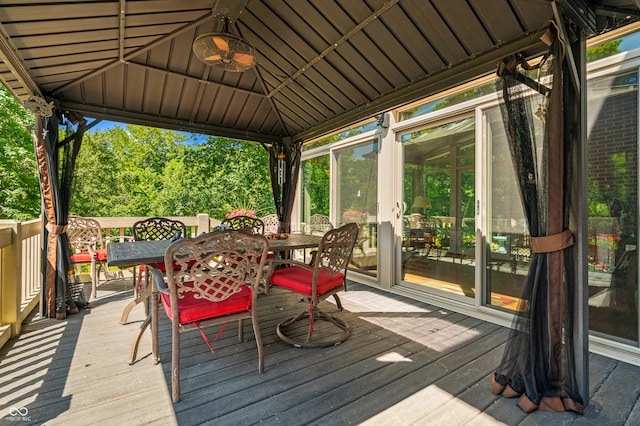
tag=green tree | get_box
[587,40,622,62]
[195,137,273,220]
[72,127,274,221]
[73,125,192,217]
[0,86,39,220]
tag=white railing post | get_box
[196,213,211,235]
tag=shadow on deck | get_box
[1,279,639,425]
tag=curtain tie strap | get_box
[46,222,68,234]
[530,229,574,253]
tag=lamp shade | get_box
[412,195,431,209]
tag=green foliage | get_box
[72,127,273,221]
[587,40,622,62]
[0,86,39,220]
[301,155,330,216]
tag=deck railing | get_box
[0,219,41,349]
[0,214,218,351]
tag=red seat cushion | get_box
[269,266,344,296]
[95,248,108,261]
[160,284,252,324]
[70,248,108,263]
[70,251,93,263]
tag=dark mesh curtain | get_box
[34,110,85,319]
[269,139,302,233]
[491,25,583,413]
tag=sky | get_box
[88,119,208,144]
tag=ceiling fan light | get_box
[193,32,257,72]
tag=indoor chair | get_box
[266,222,359,347]
[150,230,269,402]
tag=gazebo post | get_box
[268,137,302,233]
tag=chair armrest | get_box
[150,267,169,294]
[72,240,98,253]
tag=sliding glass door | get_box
[398,117,476,300]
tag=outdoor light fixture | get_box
[192,17,257,72]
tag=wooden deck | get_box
[1,279,639,425]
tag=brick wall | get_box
[587,87,638,258]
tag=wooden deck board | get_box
[1,279,639,425]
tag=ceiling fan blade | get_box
[233,52,255,66]
[203,54,222,61]
[212,36,230,52]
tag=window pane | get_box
[587,71,639,344]
[399,81,497,121]
[484,107,531,311]
[300,155,330,233]
[335,142,378,277]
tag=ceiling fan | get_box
[192,16,257,72]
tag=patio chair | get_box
[150,230,269,402]
[131,217,187,301]
[133,217,187,242]
[133,216,187,274]
[67,216,108,300]
[266,222,359,347]
[261,213,280,235]
[222,215,265,234]
[308,214,332,235]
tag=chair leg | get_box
[251,310,265,373]
[90,259,97,300]
[276,303,351,348]
[332,294,343,310]
[151,290,160,365]
[171,317,181,403]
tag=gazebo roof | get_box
[1,0,639,144]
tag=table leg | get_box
[151,281,159,365]
[119,269,151,324]
[128,313,151,364]
[128,268,160,365]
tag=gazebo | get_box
[1,0,639,415]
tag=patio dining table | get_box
[107,233,322,364]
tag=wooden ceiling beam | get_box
[0,22,42,99]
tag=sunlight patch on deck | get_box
[337,290,432,313]
[336,289,481,352]
[364,317,482,351]
[359,383,506,425]
[376,351,414,363]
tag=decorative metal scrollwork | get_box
[22,95,55,117]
